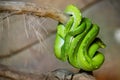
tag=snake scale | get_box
[54,5,106,71]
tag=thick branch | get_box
[0,1,67,23]
[0,64,96,80]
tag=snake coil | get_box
[54,5,106,71]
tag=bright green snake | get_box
[54,5,106,71]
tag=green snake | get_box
[54,5,106,71]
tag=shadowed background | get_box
[0,0,120,80]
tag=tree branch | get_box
[0,1,67,24]
[0,64,96,80]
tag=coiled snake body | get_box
[54,5,106,71]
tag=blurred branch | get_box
[0,0,102,24]
[0,64,96,80]
[0,29,56,59]
[0,64,48,80]
[0,1,67,24]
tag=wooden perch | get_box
[0,1,67,23]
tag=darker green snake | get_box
[54,5,106,71]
